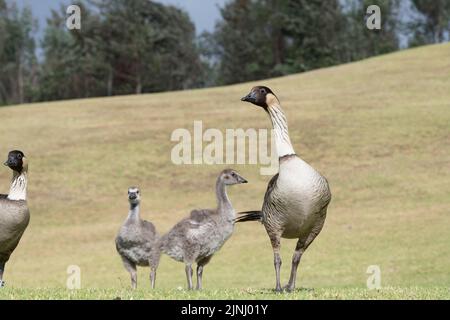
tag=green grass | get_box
[1,287,449,300]
[0,43,449,299]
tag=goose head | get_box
[241,86,278,109]
[4,150,27,173]
[220,169,248,186]
[128,187,141,205]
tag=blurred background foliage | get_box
[0,0,449,106]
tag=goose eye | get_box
[260,89,266,94]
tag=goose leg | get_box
[196,265,204,290]
[269,233,282,292]
[196,255,212,290]
[284,240,305,292]
[0,262,5,288]
[149,251,160,289]
[121,257,137,289]
[150,267,157,289]
[284,217,326,292]
[185,264,194,290]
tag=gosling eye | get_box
[260,88,266,94]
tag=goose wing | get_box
[263,173,279,204]
[188,209,214,228]
[260,173,280,221]
[0,203,30,263]
[142,220,158,239]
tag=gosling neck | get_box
[266,97,295,158]
[216,178,233,215]
[8,169,28,201]
[128,202,140,220]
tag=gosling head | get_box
[128,187,141,206]
[241,86,278,109]
[220,169,248,186]
[4,150,27,173]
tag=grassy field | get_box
[0,43,449,300]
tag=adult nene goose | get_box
[237,86,331,292]
[0,150,30,288]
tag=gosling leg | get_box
[196,265,204,290]
[149,251,160,289]
[0,262,5,288]
[185,264,193,290]
[196,255,212,290]
[150,267,157,289]
[122,257,137,289]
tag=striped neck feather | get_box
[267,101,295,158]
[8,170,28,201]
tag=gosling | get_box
[159,169,248,290]
[115,187,160,289]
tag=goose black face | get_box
[4,150,25,172]
[222,169,248,185]
[128,187,141,204]
[241,86,274,108]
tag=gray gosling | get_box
[0,150,30,288]
[160,169,247,290]
[116,187,160,289]
[237,86,332,292]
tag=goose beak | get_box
[239,177,248,184]
[241,91,256,103]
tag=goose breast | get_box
[264,157,331,239]
[0,199,30,261]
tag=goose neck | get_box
[216,178,233,214]
[266,101,295,158]
[128,203,140,220]
[8,170,28,201]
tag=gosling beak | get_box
[241,91,256,103]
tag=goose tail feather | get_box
[234,211,262,223]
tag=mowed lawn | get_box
[0,43,449,300]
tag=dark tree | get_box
[0,1,37,105]
[409,0,450,45]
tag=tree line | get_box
[0,0,449,106]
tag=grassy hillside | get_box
[0,43,449,299]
